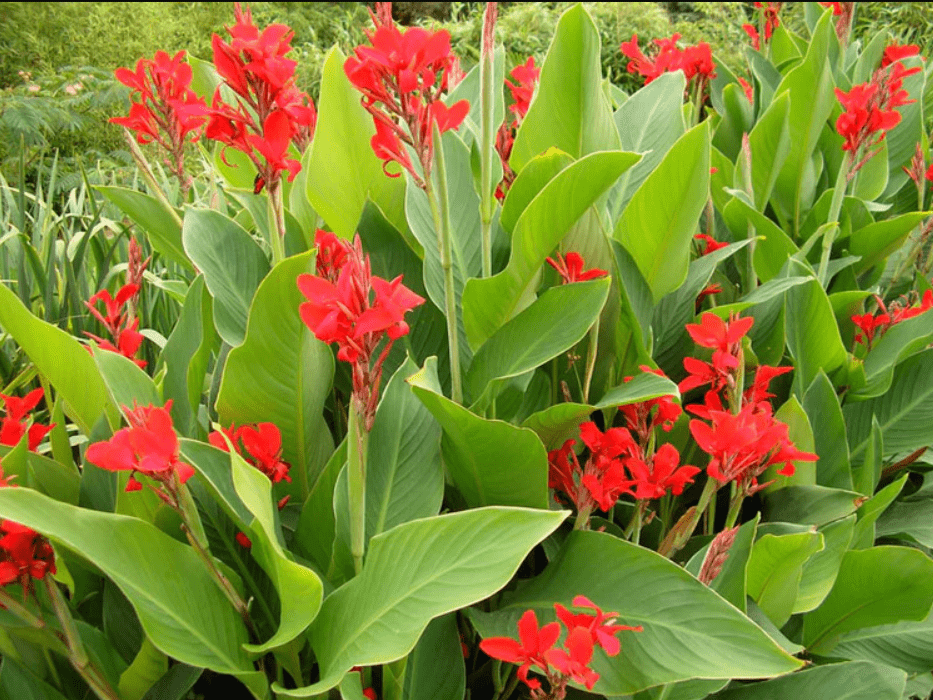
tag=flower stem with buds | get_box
[479,3,497,278]
[122,129,183,228]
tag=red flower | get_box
[743,24,760,51]
[694,234,728,257]
[210,422,291,486]
[495,56,541,200]
[480,609,560,691]
[0,389,54,453]
[314,229,353,281]
[0,521,56,591]
[620,34,716,91]
[545,627,600,690]
[882,43,921,68]
[553,596,642,657]
[546,252,608,285]
[86,402,194,500]
[235,532,252,549]
[85,285,146,368]
[625,444,700,500]
[619,367,682,438]
[679,314,753,392]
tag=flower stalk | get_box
[479,2,497,278]
[348,400,370,575]
[817,153,852,286]
[267,179,288,265]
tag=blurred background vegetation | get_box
[0,1,931,189]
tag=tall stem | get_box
[122,130,183,229]
[581,319,599,404]
[479,3,497,278]
[817,154,852,287]
[348,399,370,575]
[268,179,288,266]
[427,123,464,403]
[658,476,718,558]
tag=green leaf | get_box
[276,507,566,696]
[94,349,160,410]
[305,47,406,238]
[852,475,907,549]
[709,660,906,700]
[850,213,928,275]
[0,658,69,700]
[510,4,619,172]
[712,83,754,161]
[0,445,79,505]
[876,497,933,548]
[471,530,802,695]
[803,370,852,489]
[0,284,115,435]
[409,358,548,509]
[401,614,465,700]
[216,251,334,500]
[295,440,346,574]
[463,151,639,350]
[852,417,883,497]
[119,637,167,700]
[785,278,847,395]
[803,546,933,654]
[500,149,574,235]
[467,278,610,401]
[140,664,202,700]
[610,71,686,219]
[160,275,215,436]
[845,349,933,461]
[685,514,759,612]
[764,485,864,526]
[855,305,933,399]
[181,209,270,347]
[366,358,443,543]
[747,532,824,628]
[795,515,856,614]
[230,449,323,653]
[749,92,792,212]
[0,489,259,681]
[614,121,710,301]
[721,194,799,283]
[96,186,191,272]
[833,608,933,674]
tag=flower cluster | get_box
[0,464,55,595]
[210,422,291,509]
[835,45,921,173]
[620,33,716,100]
[298,230,424,428]
[743,2,782,52]
[205,3,316,193]
[0,389,54,453]
[546,251,607,285]
[480,596,641,697]
[85,283,147,369]
[111,50,207,188]
[548,368,696,521]
[495,57,541,200]
[344,3,469,187]
[86,402,194,501]
[680,313,817,498]
[852,289,933,348]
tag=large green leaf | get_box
[785,278,847,395]
[0,489,264,692]
[795,515,855,614]
[764,485,863,526]
[510,4,619,172]
[500,149,574,236]
[467,278,609,402]
[230,449,323,653]
[850,213,928,275]
[0,284,115,435]
[118,636,167,700]
[833,608,933,674]
[94,349,160,411]
[0,445,79,505]
[845,349,933,460]
[216,251,334,499]
[852,475,906,549]
[803,546,933,654]
[276,507,566,696]
[685,514,759,613]
[366,358,443,543]
[709,661,906,700]
[747,532,824,628]
[471,530,802,695]
[876,497,933,548]
[610,72,686,220]
[305,47,406,238]
[181,209,270,347]
[96,186,191,272]
[294,440,346,575]
[0,658,70,700]
[409,358,548,509]
[803,370,852,489]
[401,614,465,700]
[463,151,639,350]
[614,122,711,301]
[748,92,792,211]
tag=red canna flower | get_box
[85,285,146,368]
[553,596,642,657]
[545,627,599,690]
[625,444,700,501]
[743,24,761,51]
[679,313,753,394]
[618,367,682,439]
[546,252,608,285]
[494,56,541,200]
[620,33,716,102]
[235,532,252,549]
[0,389,54,453]
[480,609,560,691]
[694,233,728,256]
[0,463,56,595]
[210,422,291,486]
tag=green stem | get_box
[817,154,852,287]
[268,180,288,266]
[632,500,646,546]
[479,4,496,278]
[573,504,593,531]
[122,129,183,228]
[658,476,718,558]
[724,493,744,529]
[348,400,370,575]
[581,319,599,404]
[0,588,45,629]
[427,123,464,403]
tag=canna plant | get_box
[3,2,933,700]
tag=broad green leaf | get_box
[500,149,574,235]
[463,151,639,350]
[629,679,728,700]
[401,614,465,700]
[0,658,70,700]
[0,489,260,683]
[94,349,160,411]
[471,530,802,695]
[160,275,215,436]
[409,358,548,509]
[0,283,115,435]
[785,278,847,395]
[852,475,907,549]
[855,306,933,399]
[803,370,852,489]
[721,194,799,283]
[140,664,202,700]
[685,514,759,612]
[295,439,346,574]
[119,637,167,700]
[366,358,443,543]
[833,608,933,674]
[179,439,252,527]
[803,546,933,654]
[305,47,406,238]
[0,445,79,505]
[96,186,191,272]
[510,5,619,172]
[182,209,270,347]
[850,213,928,274]
[852,417,884,497]
[876,498,933,548]
[709,660,905,700]
[770,12,836,234]
[467,278,610,401]
[763,396,816,489]
[609,239,655,373]
[845,349,933,460]
[747,532,823,628]
[277,507,566,696]
[852,139,889,201]
[712,83,754,161]
[610,72,686,219]
[764,485,864,526]
[405,131,481,372]
[230,449,323,653]
[795,515,855,613]
[216,251,334,500]
[521,372,680,450]
[614,122,711,301]
[749,92,792,211]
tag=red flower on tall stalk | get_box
[0,463,56,594]
[85,283,147,369]
[344,2,469,187]
[86,402,194,501]
[620,33,715,102]
[495,56,541,200]
[298,232,424,428]
[0,389,54,453]
[111,50,207,190]
[546,251,607,284]
[209,422,291,485]
[852,290,933,348]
